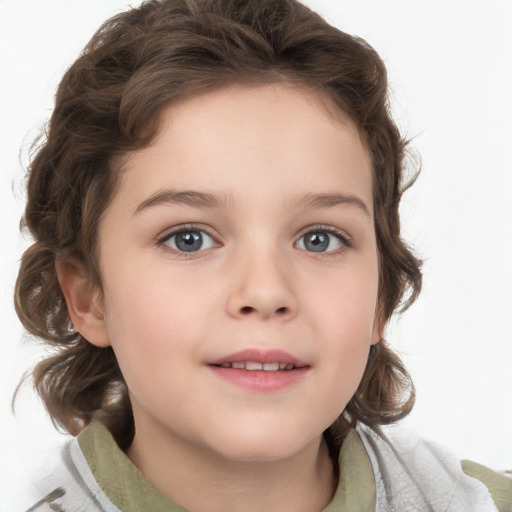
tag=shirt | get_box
[25,421,512,511]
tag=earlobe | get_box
[371,324,381,345]
[57,259,111,348]
[371,307,384,345]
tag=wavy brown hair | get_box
[15,0,421,451]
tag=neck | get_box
[126,421,337,512]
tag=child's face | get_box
[90,83,379,461]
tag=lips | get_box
[208,349,307,370]
[217,361,297,371]
[207,349,309,392]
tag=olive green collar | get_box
[78,422,376,512]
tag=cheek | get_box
[100,286,199,413]
[102,260,221,337]
[307,264,378,386]
[308,262,379,333]
[100,277,190,367]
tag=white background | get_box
[1,0,511,509]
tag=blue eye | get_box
[296,229,347,253]
[161,229,216,253]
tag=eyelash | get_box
[156,224,352,257]
[156,224,219,257]
[295,225,352,255]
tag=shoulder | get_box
[23,429,121,512]
[356,424,511,512]
[462,460,512,512]
[24,422,185,512]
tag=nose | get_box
[225,245,298,321]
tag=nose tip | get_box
[225,253,297,321]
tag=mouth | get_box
[207,349,309,391]
[208,348,307,370]
[214,361,300,371]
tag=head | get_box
[15,0,421,452]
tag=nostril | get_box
[237,305,289,316]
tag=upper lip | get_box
[208,349,308,367]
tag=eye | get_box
[159,228,217,253]
[295,228,349,253]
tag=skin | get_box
[59,83,380,512]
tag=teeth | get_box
[218,361,296,371]
[245,362,263,371]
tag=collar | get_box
[78,422,376,511]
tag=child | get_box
[12,0,511,510]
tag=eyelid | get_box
[294,224,352,251]
[155,223,352,255]
[156,223,221,252]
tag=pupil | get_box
[176,231,202,252]
[305,232,328,252]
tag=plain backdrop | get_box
[1,0,511,509]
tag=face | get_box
[92,83,379,462]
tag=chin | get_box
[206,426,321,463]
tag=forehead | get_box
[113,83,373,214]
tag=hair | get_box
[15,0,422,452]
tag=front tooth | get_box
[232,361,245,369]
[246,362,263,371]
[263,363,279,371]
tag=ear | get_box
[371,304,384,345]
[57,259,111,348]
[371,323,381,345]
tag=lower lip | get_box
[207,366,309,392]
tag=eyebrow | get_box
[294,192,371,217]
[134,189,371,217]
[134,189,232,214]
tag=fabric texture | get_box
[357,424,501,511]
[461,460,512,512]
[24,421,509,511]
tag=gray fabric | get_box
[26,439,120,512]
[357,424,499,511]
[25,421,505,511]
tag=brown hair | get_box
[15,0,421,451]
